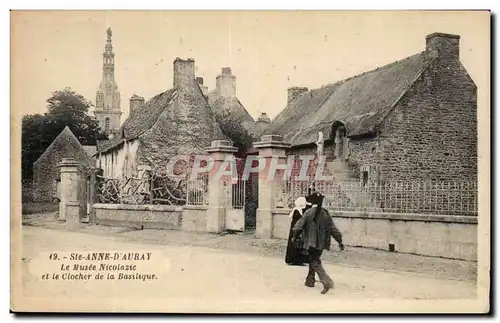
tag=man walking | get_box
[292,192,344,294]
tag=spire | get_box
[94,27,122,135]
[102,27,115,84]
[105,27,113,54]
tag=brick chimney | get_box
[216,67,236,97]
[287,86,308,105]
[196,77,208,96]
[173,57,195,89]
[426,33,460,60]
[129,94,145,114]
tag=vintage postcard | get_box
[10,10,490,313]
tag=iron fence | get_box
[186,174,209,206]
[228,178,246,209]
[275,179,478,216]
[96,169,188,206]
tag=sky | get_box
[11,11,489,122]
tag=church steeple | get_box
[102,27,115,84]
[94,27,122,136]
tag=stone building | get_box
[207,67,256,137]
[96,58,226,178]
[264,32,477,185]
[94,28,122,136]
[32,126,94,202]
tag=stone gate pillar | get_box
[88,167,97,224]
[58,158,82,230]
[205,140,238,233]
[254,135,291,238]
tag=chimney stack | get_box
[129,94,145,114]
[216,67,236,97]
[173,57,195,89]
[196,77,208,95]
[287,87,309,105]
[425,33,460,60]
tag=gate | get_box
[224,178,246,232]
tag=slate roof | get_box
[96,89,177,153]
[34,126,91,166]
[250,112,272,139]
[207,91,255,133]
[82,145,97,158]
[264,51,436,147]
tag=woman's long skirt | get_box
[285,210,309,265]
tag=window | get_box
[104,117,110,133]
[362,171,369,187]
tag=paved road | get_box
[18,226,477,312]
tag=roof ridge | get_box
[123,88,177,138]
[323,51,426,89]
[267,52,427,135]
[33,126,83,165]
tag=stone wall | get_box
[181,205,208,232]
[271,209,477,261]
[346,137,379,182]
[94,204,182,229]
[286,143,336,179]
[93,204,213,232]
[378,57,477,182]
[287,143,335,160]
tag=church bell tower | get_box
[94,27,122,135]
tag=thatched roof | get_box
[264,51,436,146]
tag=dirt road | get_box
[16,226,478,312]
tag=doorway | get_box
[335,126,347,159]
[362,171,369,187]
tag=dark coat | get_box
[292,206,343,251]
[285,209,309,265]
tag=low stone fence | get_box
[272,209,477,261]
[93,203,208,232]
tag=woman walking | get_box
[285,197,311,266]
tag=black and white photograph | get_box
[10,10,490,313]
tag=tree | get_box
[45,87,105,145]
[22,87,106,180]
[215,110,254,155]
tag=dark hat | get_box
[307,191,324,207]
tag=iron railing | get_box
[276,179,478,216]
[186,174,209,206]
[96,169,188,205]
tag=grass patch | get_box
[22,202,58,215]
